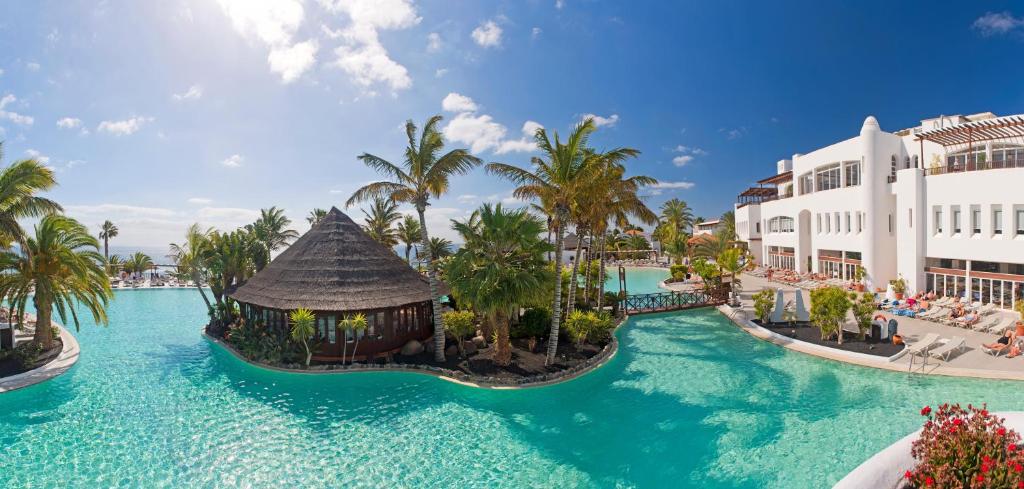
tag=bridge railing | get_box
[618,285,729,314]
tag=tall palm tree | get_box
[123,251,154,278]
[487,118,600,365]
[248,207,298,271]
[347,115,482,362]
[693,232,730,260]
[720,210,737,241]
[98,220,118,264]
[0,215,112,349]
[427,236,453,259]
[446,204,552,365]
[396,214,422,264]
[307,208,327,226]
[169,223,215,311]
[0,143,62,248]
[658,198,694,238]
[360,197,401,248]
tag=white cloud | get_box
[323,0,420,93]
[25,149,50,165]
[555,0,565,9]
[472,20,502,47]
[268,39,318,83]
[648,181,695,195]
[66,204,178,219]
[47,29,60,44]
[427,32,442,52]
[56,117,83,129]
[216,0,316,83]
[434,68,448,78]
[196,206,261,222]
[26,62,40,72]
[581,113,619,128]
[97,116,153,136]
[671,155,693,167]
[496,120,543,154]
[673,144,706,155]
[172,85,203,101]
[721,127,746,140]
[973,12,1023,36]
[0,94,34,126]
[441,92,478,112]
[0,68,5,76]
[187,197,213,205]
[456,194,478,203]
[531,27,542,39]
[65,203,265,248]
[221,154,244,167]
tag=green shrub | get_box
[443,310,477,355]
[12,341,43,369]
[513,307,550,339]
[753,288,775,323]
[669,264,687,281]
[810,287,852,344]
[850,292,876,340]
[563,310,615,345]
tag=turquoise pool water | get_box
[3,288,1024,488]
[604,266,670,295]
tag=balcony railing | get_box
[926,158,1024,177]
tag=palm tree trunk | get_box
[597,235,607,310]
[405,245,412,264]
[546,222,565,365]
[32,295,53,349]
[566,232,585,315]
[494,309,511,366]
[582,233,593,305]
[417,207,446,362]
[352,337,360,364]
[342,328,348,364]
[103,237,109,264]
[191,270,213,311]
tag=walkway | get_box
[731,273,1024,380]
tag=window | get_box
[1017,209,1024,236]
[843,162,860,187]
[934,208,943,234]
[904,156,911,169]
[913,155,919,168]
[799,172,814,195]
[768,217,794,233]
[952,208,961,234]
[755,222,760,233]
[327,315,337,344]
[888,214,893,234]
[825,214,831,233]
[834,212,840,233]
[366,313,376,337]
[816,214,821,234]
[845,212,851,233]
[972,208,981,235]
[857,212,863,233]
[815,164,841,191]
[994,208,1004,235]
[908,208,913,228]
[890,155,897,179]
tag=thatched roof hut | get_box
[229,207,443,361]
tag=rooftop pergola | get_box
[914,115,1024,175]
[736,186,778,207]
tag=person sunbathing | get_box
[984,330,1016,353]
[955,312,979,327]
[948,305,965,320]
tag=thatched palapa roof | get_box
[229,207,444,311]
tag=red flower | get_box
[905,470,913,479]
[1015,463,1023,473]
[1011,444,1018,452]
[1018,482,1024,489]
[921,406,932,416]
[998,427,1007,436]
[925,476,934,487]
[953,418,964,426]
[981,409,989,416]
[977,474,985,482]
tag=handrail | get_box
[618,286,729,315]
[925,158,1024,176]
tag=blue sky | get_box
[1,0,1023,248]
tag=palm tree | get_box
[427,236,453,259]
[360,197,401,248]
[396,214,422,264]
[487,118,600,365]
[693,232,731,260]
[98,220,118,264]
[347,313,368,364]
[0,143,62,248]
[0,215,112,349]
[307,208,327,226]
[123,251,154,278]
[289,308,315,368]
[169,224,215,311]
[347,115,482,362]
[248,207,298,271]
[720,210,737,241]
[106,254,124,276]
[658,198,694,238]
[446,203,552,365]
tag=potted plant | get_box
[852,266,866,292]
[890,276,907,300]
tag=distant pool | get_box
[3,287,1024,487]
[603,266,670,295]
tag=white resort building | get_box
[734,112,1024,310]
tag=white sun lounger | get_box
[972,316,1000,332]
[929,336,966,361]
[907,333,940,371]
[985,317,1017,335]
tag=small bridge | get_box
[618,287,729,315]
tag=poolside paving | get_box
[733,273,1024,380]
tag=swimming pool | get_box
[3,288,1023,488]
[604,266,670,295]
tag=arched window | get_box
[890,155,897,178]
[904,156,911,169]
[913,155,919,168]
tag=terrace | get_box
[735,171,793,207]
[916,115,1024,177]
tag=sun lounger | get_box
[972,316,1000,332]
[929,336,966,361]
[985,317,1017,335]
[907,333,940,370]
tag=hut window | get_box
[366,313,376,337]
[262,309,269,327]
[318,317,327,340]
[375,312,385,338]
[392,310,400,333]
[327,315,337,344]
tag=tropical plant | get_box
[720,210,736,241]
[564,310,595,346]
[443,310,476,357]
[716,247,744,298]
[0,215,113,349]
[122,251,154,277]
[891,276,908,296]
[106,254,124,276]
[360,197,401,249]
[908,403,1024,488]
[169,223,215,312]
[247,207,298,271]
[658,198,694,238]
[669,264,687,281]
[753,289,775,323]
[690,257,721,292]
[289,308,315,368]
[850,291,876,340]
[348,115,482,362]
[427,236,453,259]
[445,203,552,366]
[396,214,422,264]
[346,313,368,363]
[0,143,62,248]
[512,307,550,339]
[307,208,327,226]
[204,229,261,317]
[98,220,118,263]
[487,118,600,365]
[809,286,852,344]
[693,232,731,260]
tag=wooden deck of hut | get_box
[229,207,445,362]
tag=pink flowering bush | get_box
[905,403,1024,488]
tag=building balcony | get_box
[925,158,1024,177]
